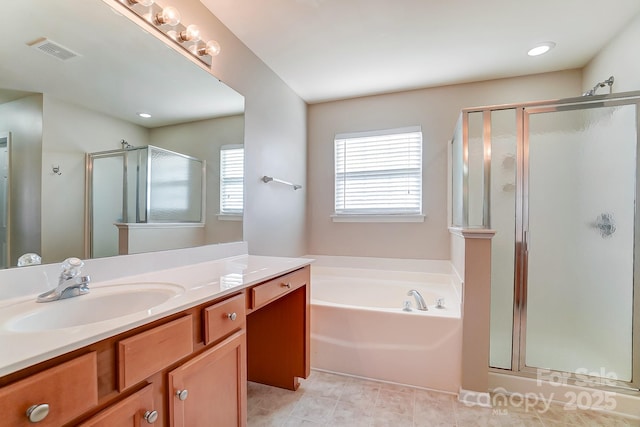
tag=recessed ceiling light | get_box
[527,42,556,57]
[137,112,152,118]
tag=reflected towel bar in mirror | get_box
[261,176,302,190]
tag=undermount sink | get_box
[2,283,184,332]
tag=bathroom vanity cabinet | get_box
[0,265,311,427]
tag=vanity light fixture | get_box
[527,41,556,57]
[119,0,221,66]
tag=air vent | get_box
[28,38,80,61]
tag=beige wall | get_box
[145,0,308,257]
[307,70,582,259]
[583,12,640,93]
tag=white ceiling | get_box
[200,0,640,103]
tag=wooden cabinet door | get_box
[168,330,246,427]
[78,384,157,426]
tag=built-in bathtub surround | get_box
[307,255,462,393]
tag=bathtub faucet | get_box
[407,289,428,311]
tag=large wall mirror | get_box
[0,0,245,268]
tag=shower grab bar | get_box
[261,175,302,190]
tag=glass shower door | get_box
[523,103,637,383]
[90,154,126,259]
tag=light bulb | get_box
[155,6,181,26]
[179,24,201,42]
[199,40,221,57]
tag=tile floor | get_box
[247,370,640,427]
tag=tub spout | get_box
[407,289,427,311]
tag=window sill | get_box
[217,214,243,222]
[331,214,425,223]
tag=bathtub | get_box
[309,256,462,393]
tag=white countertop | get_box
[0,254,312,377]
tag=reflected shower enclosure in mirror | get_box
[0,0,245,267]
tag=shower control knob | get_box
[227,312,237,321]
[176,389,189,401]
[435,298,445,309]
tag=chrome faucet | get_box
[36,257,91,303]
[407,289,428,311]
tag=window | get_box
[334,126,423,220]
[219,145,244,216]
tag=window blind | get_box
[220,145,244,215]
[334,126,422,215]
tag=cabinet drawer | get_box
[0,352,98,426]
[78,383,156,426]
[118,316,193,391]
[250,267,309,310]
[204,293,245,345]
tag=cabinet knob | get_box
[281,282,291,289]
[226,312,237,321]
[26,404,50,423]
[176,389,189,401]
[143,410,159,424]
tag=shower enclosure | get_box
[451,90,640,390]
[86,145,204,259]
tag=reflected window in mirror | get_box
[219,145,244,220]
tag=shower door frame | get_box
[84,148,141,258]
[0,132,11,269]
[513,94,640,391]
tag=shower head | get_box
[582,76,615,96]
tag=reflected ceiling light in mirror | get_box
[527,41,556,57]
[119,0,220,67]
